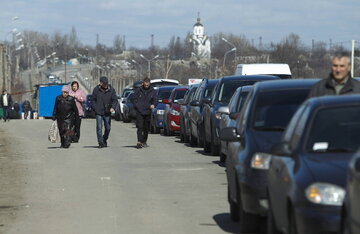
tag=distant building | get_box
[189,13,211,59]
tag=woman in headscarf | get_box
[69,81,86,142]
[52,85,79,148]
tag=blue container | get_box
[38,84,65,117]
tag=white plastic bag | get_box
[48,121,60,143]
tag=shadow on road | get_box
[122,145,138,148]
[195,150,214,156]
[83,146,102,148]
[212,160,225,167]
[213,213,239,233]
[47,146,61,149]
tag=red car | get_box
[163,86,189,136]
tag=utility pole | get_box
[351,40,355,78]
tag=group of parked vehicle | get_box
[86,66,360,233]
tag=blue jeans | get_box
[96,115,111,145]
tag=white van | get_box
[234,63,292,79]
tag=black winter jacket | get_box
[132,86,157,115]
[52,95,79,122]
[91,85,118,116]
[308,73,360,98]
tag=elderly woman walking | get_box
[52,85,79,148]
[69,81,86,142]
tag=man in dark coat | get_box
[22,100,32,119]
[91,76,118,148]
[0,89,13,122]
[52,85,79,148]
[308,54,360,98]
[132,77,157,148]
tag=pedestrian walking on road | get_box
[52,85,79,148]
[0,89,13,122]
[91,76,118,148]
[132,77,156,149]
[22,100,32,119]
[69,81,86,143]
[308,53,360,98]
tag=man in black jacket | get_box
[52,86,79,148]
[308,54,360,98]
[133,77,157,148]
[91,76,118,148]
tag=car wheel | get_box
[203,137,211,153]
[267,198,281,234]
[197,125,204,147]
[228,186,239,222]
[289,207,298,234]
[155,126,160,134]
[184,124,190,143]
[238,190,261,233]
[189,128,197,146]
[220,153,226,163]
[210,127,220,156]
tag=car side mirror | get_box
[122,100,126,104]
[218,106,230,115]
[201,97,211,105]
[219,127,242,142]
[229,112,240,120]
[271,142,292,157]
[190,100,200,106]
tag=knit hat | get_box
[62,85,70,93]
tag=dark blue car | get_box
[219,79,319,233]
[268,95,360,234]
[150,86,176,134]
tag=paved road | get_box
[0,119,240,234]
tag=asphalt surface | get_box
[0,119,240,234]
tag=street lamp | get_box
[222,37,237,58]
[140,54,159,79]
[222,47,236,75]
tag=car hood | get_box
[251,131,283,153]
[302,154,353,187]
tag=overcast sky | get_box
[1,0,360,49]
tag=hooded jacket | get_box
[91,84,118,116]
[132,86,157,115]
[308,73,360,98]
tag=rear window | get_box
[306,106,360,153]
[157,90,172,100]
[174,90,187,100]
[217,81,256,103]
[252,89,309,131]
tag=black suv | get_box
[188,79,219,147]
[203,75,279,155]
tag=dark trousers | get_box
[136,113,150,143]
[72,117,82,142]
[57,119,72,148]
[3,106,10,121]
[96,115,111,145]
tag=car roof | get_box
[158,86,178,90]
[253,78,320,92]
[220,75,280,82]
[172,86,189,91]
[306,94,360,108]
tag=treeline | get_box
[10,27,360,83]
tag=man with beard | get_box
[132,77,157,149]
[52,85,79,148]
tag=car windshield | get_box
[217,81,256,103]
[307,106,360,153]
[174,90,187,100]
[157,90,172,100]
[252,89,309,131]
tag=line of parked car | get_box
[95,75,360,234]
